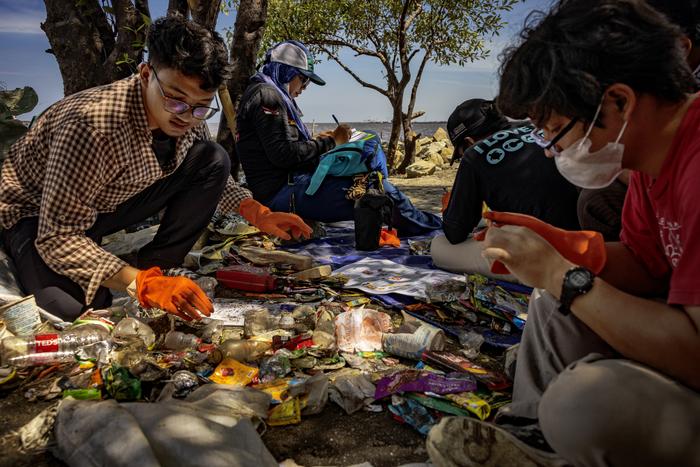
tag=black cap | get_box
[446,99,496,146]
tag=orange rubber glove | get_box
[379,228,401,248]
[474,211,607,275]
[135,267,213,321]
[441,190,451,214]
[239,198,313,240]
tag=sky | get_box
[0,0,554,123]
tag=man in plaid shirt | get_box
[0,16,311,321]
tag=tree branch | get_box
[319,45,389,97]
[104,0,146,79]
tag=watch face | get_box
[569,270,590,288]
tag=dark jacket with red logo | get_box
[236,82,335,202]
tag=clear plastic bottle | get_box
[163,331,201,350]
[113,318,156,348]
[0,324,111,367]
[219,339,270,362]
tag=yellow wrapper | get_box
[253,379,290,403]
[209,358,258,386]
[446,392,491,421]
[268,397,301,426]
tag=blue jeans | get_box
[266,173,442,237]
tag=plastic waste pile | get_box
[0,213,529,451]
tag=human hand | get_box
[332,124,352,145]
[480,224,573,292]
[317,130,335,139]
[135,267,212,321]
[239,198,313,240]
[475,211,606,275]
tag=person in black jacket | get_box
[431,99,580,274]
[236,40,441,237]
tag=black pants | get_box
[3,141,230,320]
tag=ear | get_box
[681,36,693,58]
[138,63,151,85]
[604,84,636,121]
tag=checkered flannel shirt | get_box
[0,75,251,303]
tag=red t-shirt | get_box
[621,97,700,305]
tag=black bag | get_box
[353,187,393,251]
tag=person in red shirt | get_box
[426,1,700,466]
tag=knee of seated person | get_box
[430,235,452,265]
[188,141,231,176]
[34,286,85,321]
[539,358,627,457]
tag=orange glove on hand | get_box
[441,190,452,214]
[474,211,607,275]
[239,198,313,240]
[135,267,213,321]
[379,228,401,248]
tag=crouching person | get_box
[427,1,700,466]
[0,16,311,321]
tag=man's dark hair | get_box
[646,0,700,44]
[147,15,232,91]
[497,0,696,127]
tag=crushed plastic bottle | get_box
[113,318,156,348]
[457,330,485,359]
[243,308,283,337]
[0,324,111,367]
[195,276,218,299]
[163,331,201,351]
[219,339,271,362]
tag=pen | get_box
[332,114,340,125]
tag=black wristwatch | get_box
[558,267,595,315]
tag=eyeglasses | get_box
[530,117,579,156]
[300,75,310,89]
[150,66,220,120]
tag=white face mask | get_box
[555,99,628,189]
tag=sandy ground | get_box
[390,167,458,214]
[0,170,457,467]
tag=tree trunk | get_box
[215,0,268,180]
[189,0,220,28]
[397,114,416,174]
[167,0,189,16]
[397,49,430,174]
[386,100,403,173]
[42,0,149,96]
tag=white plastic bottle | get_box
[0,324,111,367]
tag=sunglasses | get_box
[530,117,579,156]
[151,66,220,120]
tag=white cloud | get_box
[0,5,45,34]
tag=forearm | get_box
[544,260,700,390]
[599,242,669,296]
[102,265,139,291]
